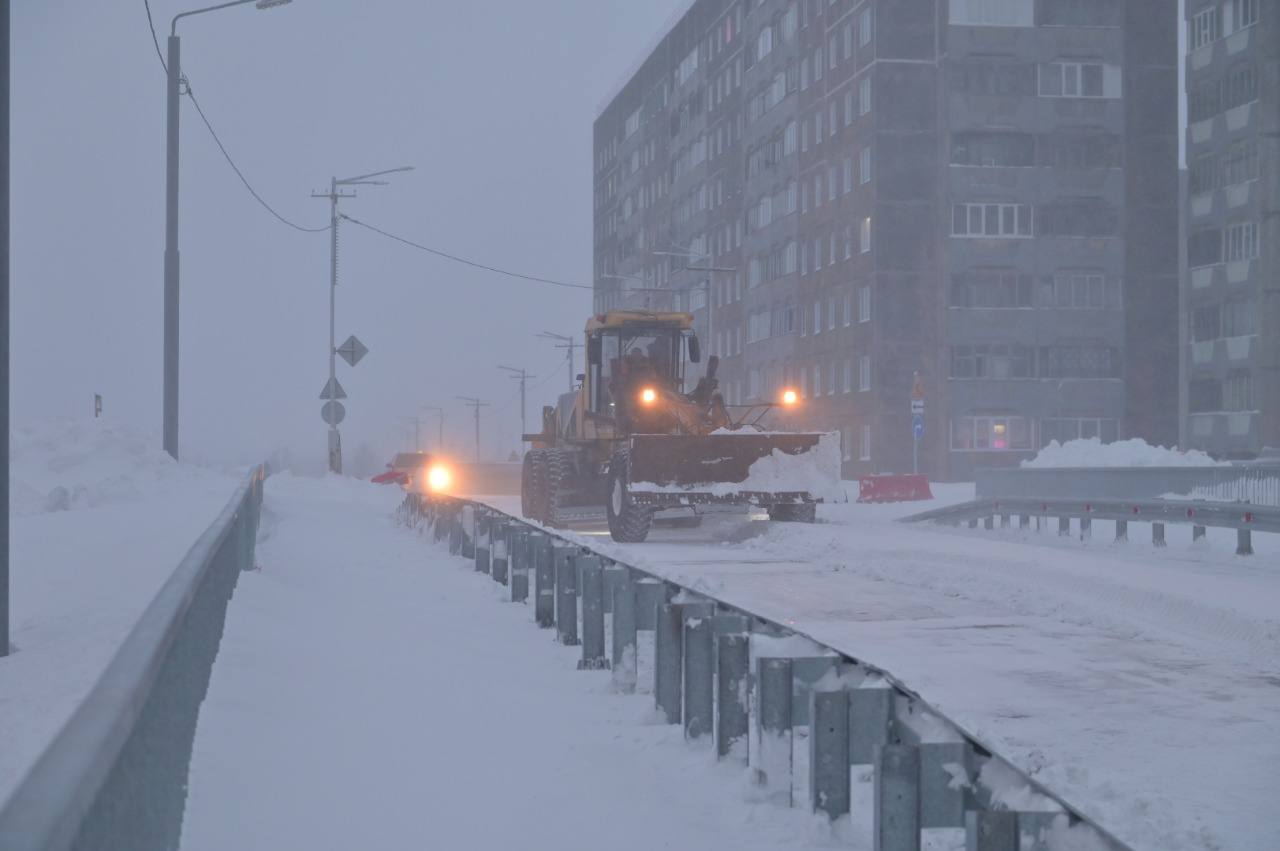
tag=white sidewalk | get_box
[179,476,843,851]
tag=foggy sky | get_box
[12,1,688,470]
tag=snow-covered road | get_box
[179,476,856,851]
[484,488,1279,851]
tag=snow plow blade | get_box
[627,432,842,507]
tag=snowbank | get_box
[1021,437,1224,469]
[9,419,223,516]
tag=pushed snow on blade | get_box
[626,432,842,506]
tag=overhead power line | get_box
[142,0,329,234]
[340,214,594,292]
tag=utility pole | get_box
[537,332,577,394]
[406,416,423,452]
[422,405,445,450]
[455,396,490,463]
[312,166,412,473]
[162,0,296,461]
[498,365,535,452]
[2,0,10,658]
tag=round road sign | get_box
[321,400,346,426]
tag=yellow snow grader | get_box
[522,310,841,542]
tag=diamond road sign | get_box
[319,377,347,400]
[337,335,369,368]
[322,400,346,426]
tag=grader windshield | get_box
[587,325,693,417]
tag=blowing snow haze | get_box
[12,1,689,471]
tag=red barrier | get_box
[857,474,934,504]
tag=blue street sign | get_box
[912,414,924,441]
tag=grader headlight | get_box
[427,464,452,492]
[640,387,658,406]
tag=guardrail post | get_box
[999,514,1010,529]
[602,564,628,615]
[578,556,608,669]
[655,603,684,724]
[635,579,666,631]
[1057,516,1070,537]
[966,811,1018,851]
[920,743,975,828]
[1114,519,1128,542]
[983,515,994,531]
[683,615,714,740]
[509,528,529,601]
[1192,524,1207,542]
[967,518,978,529]
[491,522,509,585]
[611,580,638,693]
[1018,514,1030,531]
[874,745,921,851]
[850,687,894,765]
[1153,522,1166,548]
[791,656,839,725]
[460,507,475,559]
[1237,528,1253,557]
[555,548,579,646]
[448,508,462,554]
[809,689,850,819]
[474,510,490,574]
[756,657,793,805]
[533,535,555,627]
[715,632,749,760]
[1079,516,1091,540]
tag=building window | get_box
[757,26,774,59]
[828,362,838,395]
[1224,373,1255,411]
[951,417,1033,452]
[813,364,822,396]
[843,156,854,192]
[951,203,1032,238]
[828,297,837,330]
[1225,222,1259,262]
[949,0,1034,27]
[842,427,853,461]
[859,7,873,45]
[859,286,871,322]
[1188,228,1223,268]
[860,146,873,183]
[950,269,1035,308]
[1223,64,1259,111]
[812,301,822,334]
[952,132,1036,167]
[1038,62,1112,98]
[1040,345,1121,379]
[859,76,872,115]
[860,424,871,461]
[1037,199,1119,238]
[1048,272,1121,309]
[950,59,1036,96]
[861,217,872,252]
[1037,0,1121,26]
[624,107,642,138]
[1041,418,1118,446]
[1223,139,1259,186]
[1223,299,1257,337]
[951,344,1035,379]
[858,356,871,391]
[1236,0,1259,29]
[1190,7,1219,50]
[1189,378,1222,413]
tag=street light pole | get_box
[456,396,490,463]
[312,165,413,473]
[1,0,10,658]
[498,365,535,453]
[163,0,294,461]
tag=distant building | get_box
[594,0,1178,479]
[1182,0,1278,459]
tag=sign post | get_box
[910,373,925,475]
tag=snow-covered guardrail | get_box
[901,497,1279,556]
[974,465,1280,507]
[399,492,1133,851]
[0,466,266,851]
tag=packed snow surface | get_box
[0,420,242,807]
[180,475,873,851]
[1022,437,1225,468]
[489,483,1278,851]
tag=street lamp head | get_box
[255,0,292,9]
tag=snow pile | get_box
[1021,438,1224,469]
[632,432,844,501]
[8,419,217,516]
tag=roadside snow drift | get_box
[1022,437,1224,468]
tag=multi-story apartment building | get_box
[1182,0,1278,458]
[594,0,1177,479]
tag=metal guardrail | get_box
[399,492,1134,851]
[974,465,1280,507]
[0,466,266,851]
[902,497,1278,556]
